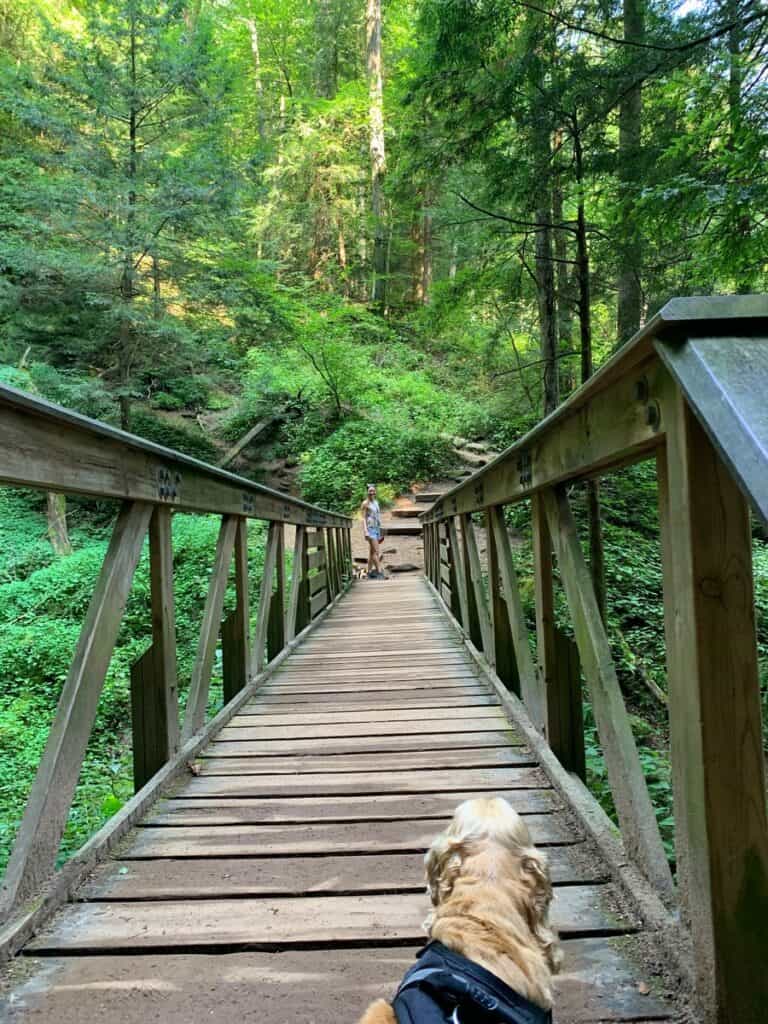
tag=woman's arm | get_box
[361,500,370,538]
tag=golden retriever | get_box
[357,797,561,1023]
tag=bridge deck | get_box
[3,577,674,1022]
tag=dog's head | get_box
[424,797,560,972]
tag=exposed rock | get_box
[389,562,419,573]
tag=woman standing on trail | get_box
[361,484,386,579]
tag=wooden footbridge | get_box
[2,298,768,1024]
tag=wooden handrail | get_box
[0,382,350,527]
[422,295,768,1022]
[0,386,353,921]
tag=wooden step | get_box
[414,492,443,503]
[381,522,422,535]
[391,507,421,518]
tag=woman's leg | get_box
[372,537,384,574]
[367,537,377,574]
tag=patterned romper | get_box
[364,499,382,541]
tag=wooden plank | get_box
[309,570,327,596]
[531,492,555,735]
[310,589,329,618]
[121,813,572,860]
[542,487,673,899]
[208,730,520,757]
[285,524,306,642]
[0,385,351,526]
[149,788,560,824]
[265,521,285,663]
[181,515,238,742]
[485,508,518,692]
[258,679,480,696]
[129,649,169,793]
[5,939,673,1023]
[307,549,325,571]
[84,844,598,902]
[236,705,505,726]
[242,693,500,711]
[147,505,180,758]
[219,716,509,740]
[660,391,768,1020]
[198,747,536,775]
[489,505,542,715]
[250,687,494,708]
[460,513,494,657]
[0,502,152,914]
[259,680,480,697]
[550,629,586,781]
[447,516,471,630]
[270,673,477,688]
[251,521,283,676]
[174,765,547,798]
[26,886,635,951]
[222,518,251,703]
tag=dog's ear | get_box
[519,850,562,974]
[424,833,466,907]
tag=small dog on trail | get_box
[357,797,561,1024]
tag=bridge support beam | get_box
[660,392,768,1024]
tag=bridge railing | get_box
[421,296,768,1023]
[0,385,352,919]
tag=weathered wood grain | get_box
[181,515,238,742]
[542,487,673,900]
[26,886,635,951]
[660,391,768,1021]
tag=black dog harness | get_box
[392,942,552,1024]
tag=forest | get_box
[1,0,767,873]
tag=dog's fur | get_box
[357,797,562,1024]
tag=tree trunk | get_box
[534,131,558,416]
[449,239,458,280]
[726,0,750,293]
[412,193,433,305]
[552,142,575,395]
[366,0,387,311]
[314,0,338,99]
[119,13,139,432]
[574,114,606,622]
[152,253,161,319]
[46,492,72,557]
[246,18,267,141]
[616,0,645,348]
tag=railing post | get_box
[531,492,556,735]
[459,512,493,658]
[266,522,286,662]
[130,506,181,790]
[485,508,518,691]
[222,517,251,704]
[181,514,238,743]
[251,520,282,675]
[286,524,306,641]
[660,392,768,1022]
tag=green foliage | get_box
[130,411,219,462]
[0,499,267,874]
[300,419,454,510]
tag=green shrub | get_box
[299,419,454,510]
[131,411,219,462]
